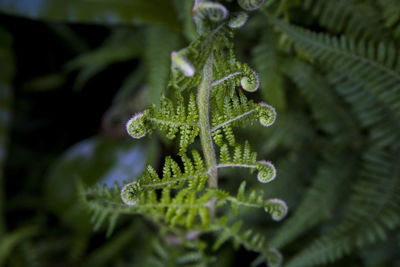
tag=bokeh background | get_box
[1,0,400,266]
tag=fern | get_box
[81,1,286,265]
[144,26,180,103]
[378,0,400,40]
[213,216,283,267]
[252,26,286,110]
[286,144,400,266]
[270,147,357,249]
[127,93,200,153]
[280,58,358,143]
[271,18,400,122]
[302,0,391,40]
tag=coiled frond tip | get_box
[171,51,195,77]
[121,181,139,206]
[241,70,259,92]
[126,113,147,139]
[237,0,265,11]
[256,160,276,183]
[257,103,276,127]
[192,1,228,22]
[228,12,248,28]
[264,198,288,221]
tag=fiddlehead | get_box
[228,12,249,29]
[238,0,265,11]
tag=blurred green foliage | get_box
[1,0,400,266]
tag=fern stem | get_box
[141,173,206,189]
[217,163,257,169]
[147,117,196,128]
[211,72,242,87]
[198,53,218,188]
[226,197,262,208]
[211,109,257,132]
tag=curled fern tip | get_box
[121,181,139,206]
[257,160,276,183]
[241,70,260,92]
[228,12,248,28]
[126,113,147,139]
[257,103,276,127]
[237,0,265,11]
[264,198,288,221]
[171,51,195,77]
[192,1,228,22]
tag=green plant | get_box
[81,0,287,266]
[2,0,400,266]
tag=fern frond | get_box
[328,73,400,148]
[281,58,358,142]
[146,234,214,267]
[127,93,200,153]
[252,27,286,110]
[286,145,400,267]
[213,217,282,267]
[217,141,277,183]
[238,0,265,11]
[272,18,400,121]
[121,151,208,205]
[302,0,390,40]
[378,0,400,39]
[215,181,288,221]
[211,91,276,146]
[78,182,122,237]
[145,26,180,103]
[271,147,356,249]
[82,181,216,229]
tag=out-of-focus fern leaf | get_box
[272,18,400,121]
[173,0,197,41]
[302,0,391,40]
[286,145,400,267]
[46,23,89,53]
[83,224,138,267]
[328,73,400,148]
[262,141,317,204]
[65,28,144,90]
[66,29,144,70]
[0,226,37,267]
[145,26,180,104]
[281,58,358,143]
[378,0,400,39]
[0,0,181,31]
[145,237,213,267]
[213,217,282,267]
[260,112,314,152]
[252,27,286,110]
[271,147,356,249]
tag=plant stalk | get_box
[197,53,218,189]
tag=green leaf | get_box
[45,137,149,233]
[144,26,180,103]
[0,0,181,31]
[0,226,37,266]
